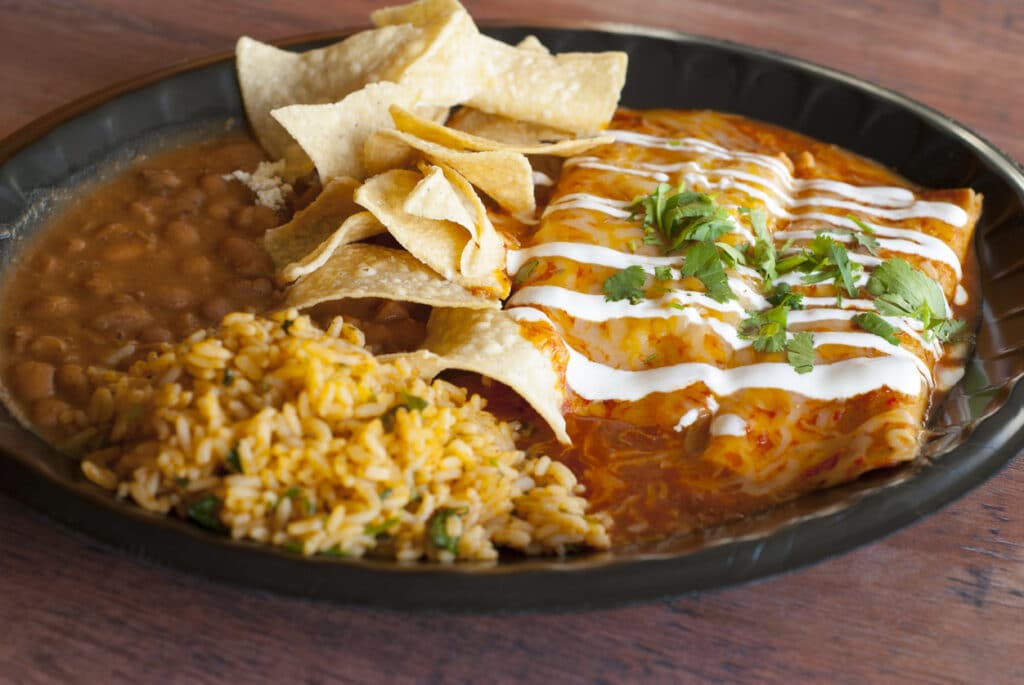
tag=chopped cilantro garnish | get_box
[304,496,316,515]
[282,486,300,500]
[866,258,964,341]
[281,319,294,333]
[852,312,902,345]
[380,487,393,500]
[644,352,658,365]
[364,517,400,537]
[680,242,735,303]
[738,305,789,352]
[785,332,815,374]
[186,494,227,533]
[766,283,804,310]
[741,207,777,281]
[627,239,640,253]
[282,540,304,554]
[428,508,463,556]
[715,241,747,268]
[225,445,243,474]
[628,183,735,252]
[654,265,674,281]
[602,265,647,304]
[513,258,540,285]
[222,368,235,386]
[320,545,350,558]
[848,214,876,235]
[382,391,429,431]
[789,234,861,298]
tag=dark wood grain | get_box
[1,1,1022,683]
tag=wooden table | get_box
[2,1,1022,682]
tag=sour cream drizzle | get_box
[508,307,925,401]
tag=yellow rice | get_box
[78,309,610,561]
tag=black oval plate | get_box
[2,24,1023,610]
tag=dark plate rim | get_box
[1,21,1023,611]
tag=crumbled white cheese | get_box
[224,159,293,211]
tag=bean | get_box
[101,240,147,261]
[199,173,229,195]
[94,222,134,241]
[201,296,233,322]
[202,200,231,219]
[233,205,279,234]
[30,253,59,275]
[24,295,76,318]
[84,274,114,296]
[141,168,183,191]
[91,305,152,338]
[170,187,206,215]
[220,236,273,276]
[181,254,212,277]
[9,325,33,355]
[129,199,162,227]
[228,277,274,299]
[151,284,193,310]
[27,335,67,362]
[164,220,200,247]
[140,326,173,343]
[11,360,55,401]
[32,397,69,428]
[56,363,89,404]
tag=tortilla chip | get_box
[236,27,418,157]
[355,169,509,297]
[447,107,576,146]
[403,165,478,238]
[373,5,482,107]
[390,105,614,157]
[263,176,362,269]
[271,82,424,181]
[516,35,550,54]
[285,243,498,311]
[280,212,386,284]
[429,163,508,282]
[363,130,418,177]
[376,129,535,215]
[370,0,465,27]
[421,308,570,443]
[466,36,627,134]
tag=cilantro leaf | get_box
[225,445,243,473]
[654,265,674,281]
[738,305,789,352]
[513,258,539,285]
[629,183,734,253]
[428,508,463,556]
[715,241,748,268]
[223,368,235,386]
[866,258,963,341]
[797,235,861,297]
[602,265,648,304]
[767,283,804,310]
[680,242,735,303]
[786,332,815,374]
[382,391,429,431]
[187,494,228,533]
[364,517,400,537]
[852,312,901,345]
[741,207,778,281]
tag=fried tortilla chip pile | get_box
[234,0,627,444]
